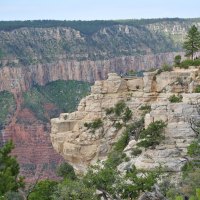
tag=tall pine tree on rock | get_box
[183,25,200,60]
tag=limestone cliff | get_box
[51,68,200,175]
[0,53,180,93]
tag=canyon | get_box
[0,18,199,182]
[51,69,200,180]
[0,53,179,93]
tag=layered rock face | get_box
[0,52,180,94]
[51,68,200,174]
[1,94,64,182]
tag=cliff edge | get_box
[51,68,200,174]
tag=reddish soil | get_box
[2,93,64,183]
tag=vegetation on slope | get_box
[22,80,90,122]
[0,18,190,34]
[0,91,16,128]
[1,18,199,64]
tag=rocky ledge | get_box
[50,68,200,173]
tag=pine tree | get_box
[0,141,24,197]
[183,25,200,60]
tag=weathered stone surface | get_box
[51,69,200,174]
[127,78,144,91]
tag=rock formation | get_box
[0,53,180,94]
[51,68,200,174]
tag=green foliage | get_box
[114,122,123,130]
[196,188,200,200]
[156,64,172,75]
[169,94,183,103]
[105,107,114,115]
[174,55,182,66]
[56,162,76,180]
[162,63,173,72]
[180,169,200,197]
[28,180,57,200]
[183,25,200,60]
[106,100,132,124]
[0,19,184,64]
[131,148,142,156]
[25,117,159,200]
[3,191,24,200]
[175,196,184,200]
[127,70,137,76]
[53,179,98,200]
[169,137,200,199]
[182,138,200,177]
[106,119,144,168]
[84,118,103,133]
[187,140,200,157]
[139,104,151,116]
[0,141,24,197]
[23,80,90,122]
[122,107,133,122]
[114,100,126,116]
[195,85,200,93]
[83,165,117,197]
[139,105,151,111]
[137,120,166,149]
[179,59,200,69]
[0,49,3,60]
[118,165,161,199]
[105,131,129,168]
[84,163,161,200]
[0,91,16,128]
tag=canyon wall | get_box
[51,69,200,175]
[0,52,181,93]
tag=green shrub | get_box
[195,85,200,93]
[175,196,183,200]
[179,59,200,69]
[114,122,123,130]
[162,63,172,72]
[124,156,130,162]
[187,141,200,157]
[127,70,136,76]
[106,101,132,123]
[137,120,166,149]
[169,94,183,103]
[131,148,142,156]
[0,91,16,127]
[105,107,114,115]
[122,107,132,122]
[139,105,151,111]
[139,104,151,115]
[84,118,103,133]
[56,162,76,180]
[114,100,126,116]
[28,180,57,200]
[174,55,182,66]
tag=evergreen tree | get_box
[183,25,200,60]
[56,162,76,180]
[28,180,57,200]
[0,141,24,198]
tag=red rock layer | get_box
[2,94,64,183]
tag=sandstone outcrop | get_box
[51,68,200,173]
